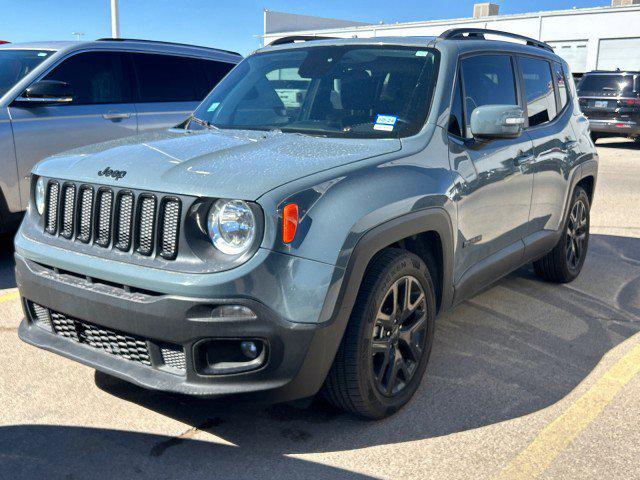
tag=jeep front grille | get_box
[77,187,94,243]
[95,189,113,247]
[45,182,60,235]
[115,191,134,251]
[43,180,182,260]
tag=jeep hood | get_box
[33,129,401,200]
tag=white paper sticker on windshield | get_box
[415,50,429,57]
[374,114,397,131]
[207,102,220,112]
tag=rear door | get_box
[448,53,534,289]
[518,56,579,234]
[9,50,137,208]
[131,53,234,132]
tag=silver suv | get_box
[16,30,597,419]
[0,39,241,232]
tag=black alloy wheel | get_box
[371,275,428,396]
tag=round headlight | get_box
[35,177,46,216]
[207,199,256,255]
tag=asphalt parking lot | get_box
[1,138,639,480]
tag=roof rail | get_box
[269,35,337,46]
[96,38,241,57]
[439,28,554,52]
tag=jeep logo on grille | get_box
[98,167,127,181]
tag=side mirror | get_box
[470,105,525,139]
[14,80,74,106]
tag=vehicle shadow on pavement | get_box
[597,139,640,150]
[1,234,638,478]
[0,233,16,289]
[0,425,375,480]
[94,234,640,451]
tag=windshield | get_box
[578,74,639,96]
[191,45,439,138]
[0,49,53,98]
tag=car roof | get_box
[259,36,437,53]
[258,34,561,62]
[583,70,640,75]
[0,39,242,62]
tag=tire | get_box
[322,248,436,419]
[533,187,590,283]
[590,132,599,144]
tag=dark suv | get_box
[16,29,598,419]
[578,71,640,143]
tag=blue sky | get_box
[0,0,606,55]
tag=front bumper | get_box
[16,253,344,402]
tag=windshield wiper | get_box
[188,114,219,131]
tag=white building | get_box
[261,1,640,76]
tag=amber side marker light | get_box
[282,203,299,244]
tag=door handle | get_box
[563,140,579,150]
[514,151,536,167]
[102,112,131,120]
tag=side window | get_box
[460,55,517,136]
[448,74,464,137]
[44,51,131,105]
[519,57,558,127]
[554,62,569,111]
[132,53,199,103]
[199,59,234,97]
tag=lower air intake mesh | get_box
[161,344,188,371]
[27,302,189,370]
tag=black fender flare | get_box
[279,207,455,400]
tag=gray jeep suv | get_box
[15,29,598,419]
[0,39,240,232]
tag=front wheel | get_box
[322,249,436,419]
[533,187,590,283]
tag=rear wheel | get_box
[322,249,436,419]
[590,132,600,144]
[533,187,590,283]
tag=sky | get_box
[0,0,607,55]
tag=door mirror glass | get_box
[14,80,74,105]
[470,105,524,139]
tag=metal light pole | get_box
[110,0,120,38]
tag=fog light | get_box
[240,341,259,359]
[194,339,267,375]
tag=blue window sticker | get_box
[207,102,221,112]
[374,114,397,131]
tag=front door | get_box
[9,50,137,208]
[448,54,535,291]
